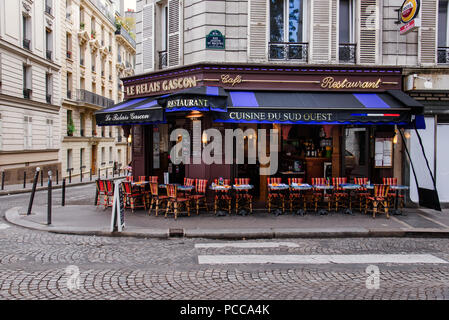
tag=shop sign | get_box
[125,76,198,97]
[206,30,225,49]
[167,98,209,110]
[399,0,420,35]
[320,77,382,89]
[228,111,334,122]
[104,112,152,122]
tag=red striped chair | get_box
[149,176,158,183]
[104,180,114,208]
[125,176,134,182]
[288,178,304,212]
[138,176,146,182]
[332,177,348,212]
[190,179,208,215]
[165,184,190,219]
[184,178,195,186]
[95,179,108,208]
[366,184,390,218]
[235,178,253,214]
[354,177,370,212]
[121,181,146,213]
[213,179,232,214]
[383,177,404,210]
[310,177,329,212]
[148,182,168,216]
[267,177,285,213]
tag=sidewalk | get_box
[0,173,127,196]
[5,204,449,239]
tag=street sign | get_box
[111,180,125,232]
[206,30,225,50]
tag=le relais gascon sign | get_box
[399,0,421,35]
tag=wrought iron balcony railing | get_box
[23,89,32,99]
[268,42,308,62]
[23,39,31,50]
[46,50,52,60]
[339,43,356,63]
[76,89,114,108]
[45,5,52,15]
[438,47,449,64]
[115,26,136,48]
[46,94,52,104]
[159,50,167,69]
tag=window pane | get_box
[438,0,448,47]
[289,0,303,42]
[339,0,350,43]
[270,0,284,42]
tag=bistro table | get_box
[290,183,312,215]
[390,185,409,215]
[268,183,290,215]
[233,184,254,215]
[339,183,361,215]
[312,184,334,215]
[210,184,232,216]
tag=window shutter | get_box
[420,0,437,65]
[331,0,338,62]
[0,113,2,150]
[168,0,180,67]
[248,0,267,61]
[142,4,154,71]
[358,0,379,64]
[311,0,332,63]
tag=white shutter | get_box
[47,119,54,149]
[420,0,437,65]
[0,113,2,150]
[142,4,154,71]
[331,0,338,62]
[311,0,332,63]
[24,116,32,149]
[168,0,180,67]
[248,0,267,61]
[358,0,379,64]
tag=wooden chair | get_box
[95,179,108,208]
[104,180,115,208]
[138,176,146,182]
[149,176,158,183]
[267,177,285,213]
[354,177,370,212]
[332,177,348,212]
[190,179,208,215]
[148,182,168,216]
[126,176,134,182]
[310,177,329,212]
[365,184,390,218]
[235,178,253,214]
[288,178,304,212]
[213,178,232,214]
[165,184,190,219]
[121,181,147,213]
[184,178,195,186]
[383,177,404,210]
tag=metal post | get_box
[62,178,66,207]
[90,168,92,181]
[106,167,108,179]
[27,168,40,216]
[23,171,26,189]
[80,167,83,182]
[56,170,59,185]
[69,169,72,184]
[40,170,43,187]
[47,171,52,225]
[1,171,5,190]
[98,168,101,179]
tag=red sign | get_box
[400,18,421,35]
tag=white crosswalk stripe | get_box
[195,242,299,249]
[0,223,10,230]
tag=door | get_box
[91,145,97,173]
[342,126,369,180]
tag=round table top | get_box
[233,184,254,190]
[290,184,313,190]
[313,185,334,190]
[390,185,409,190]
[177,185,195,191]
[158,183,180,188]
[268,184,290,190]
[210,185,232,191]
[339,183,361,190]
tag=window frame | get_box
[269,0,308,44]
[338,0,355,45]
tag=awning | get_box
[95,97,164,126]
[157,86,228,112]
[214,90,423,125]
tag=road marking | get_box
[417,212,449,229]
[198,254,448,265]
[195,242,300,249]
[0,223,10,230]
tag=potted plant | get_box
[80,22,85,30]
[90,31,96,39]
[67,117,75,136]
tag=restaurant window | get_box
[269,0,307,61]
[343,127,369,180]
[339,0,355,63]
[24,115,32,149]
[438,0,449,64]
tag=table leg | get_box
[345,189,354,215]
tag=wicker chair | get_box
[148,182,168,216]
[383,177,404,210]
[190,179,209,215]
[165,184,190,219]
[235,178,253,214]
[149,176,158,183]
[354,177,370,212]
[366,184,390,218]
[213,178,232,214]
[267,177,285,213]
[288,178,304,212]
[121,181,147,213]
[310,177,329,212]
[332,177,348,212]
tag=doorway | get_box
[91,145,97,173]
[342,126,370,180]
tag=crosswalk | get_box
[195,241,448,265]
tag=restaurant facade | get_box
[95,63,423,204]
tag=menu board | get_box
[375,138,393,168]
[110,181,125,232]
[153,129,160,169]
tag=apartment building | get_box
[60,0,136,180]
[0,0,62,184]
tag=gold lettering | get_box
[321,77,382,90]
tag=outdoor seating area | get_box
[94,176,408,219]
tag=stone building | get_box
[0,0,62,184]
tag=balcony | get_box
[23,89,32,99]
[268,42,308,62]
[339,43,356,64]
[115,26,136,49]
[46,50,52,60]
[438,47,449,64]
[66,50,72,59]
[23,39,31,50]
[159,51,167,69]
[67,90,72,99]
[76,89,114,109]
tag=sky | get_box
[124,0,136,10]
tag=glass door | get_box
[342,126,369,180]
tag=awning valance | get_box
[95,97,164,126]
[157,86,228,112]
[213,90,423,125]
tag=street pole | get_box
[62,178,66,207]
[27,167,40,216]
[40,170,43,187]
[23,171,26,189]
[1,171,5,190]
[47,171,52,225]
[56,169,59,185]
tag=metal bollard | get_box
[23,171,26,189]
[90,168,92,181]
[69,169,72,184]
[98,168,101,179]
[40,170,43,187]
[1,171,5,190]
[62,178,66,207]
[56,170,59,185]
[106,168,108,179]
[80,167,83,182]
[47,171,52,225]
[27,168,40,216]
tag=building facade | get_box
[0,0,62,184]
[59,0,136,181]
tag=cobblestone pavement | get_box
[1,221,449,300]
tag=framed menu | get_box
[374,138,393,168]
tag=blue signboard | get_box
[206,30,225,50]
